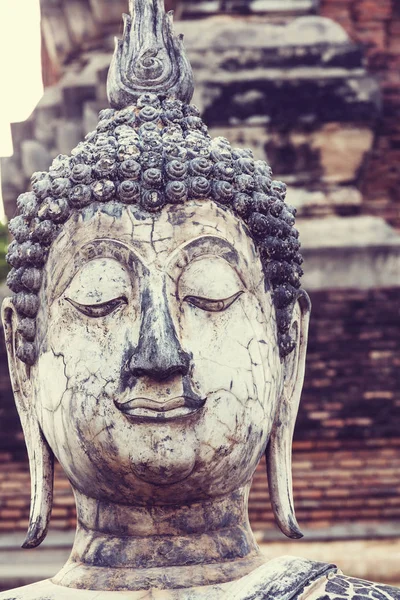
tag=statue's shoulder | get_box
[0,579,107,600]
[0,580,164,600]
[310,572,400,600]
[0,580,54,600]
[231,556,400,600]
[231,555,338,599]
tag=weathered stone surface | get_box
[20,141,52,177]
[2,9,382,225]
[3,536,400,592]
[200,73,380,128]
[0,5,310,596]
[34,111,57,147]
[287,186,362,217]
[64,0,98,48]
[1,189,311,594]
[177,17,381,131]
[181,16,351,52]
[210,124,375,187]
[32,0,400,235]
[107,0,194,108]
[0,157,25,191]
[182,0,320,17]
[82,102,101,134]
[299,216,400,290]
[55,120,82,155]
[1,2,399,598]
[2,9,312,591]
[41,6,74,69]
[88,0,128,24]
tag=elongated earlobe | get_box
[266,291,311,539]
[266,416,302,539]
[22,424,54,549]
[2,300,54,549]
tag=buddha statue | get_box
[1,1,399,599]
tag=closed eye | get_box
[66,296,128,318]
[184,291,243,312]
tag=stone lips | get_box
[6,93,303,365]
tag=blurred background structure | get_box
[0,0,399,590]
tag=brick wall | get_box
[251,443,400,532]
[0,287,398,534]
[251,287,400,532]
[2,440,398,535]
[320,0,400,229]
[299,288,400,443]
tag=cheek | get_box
[46,300,137,390]
[179,302,253,401]
[34,303,138,449]
[176,294,282,491]
[178,294,280,409]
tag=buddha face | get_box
[18,200,289,505]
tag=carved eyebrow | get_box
[181,236,239,261]
[80,239,147,269]
[48,238,149,304]
[167,235,240,270]
[50,236,239,304]
[84,236,240,270]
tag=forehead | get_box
[45,199,264,291]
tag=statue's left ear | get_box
[1,298,54,549]
[266,291,311,539]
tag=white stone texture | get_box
[2,200,310,596]
[178,16,348,49]
[36,202,281,501]
[299,216,400,290]
[209,125,374,188]
[55,120,83,155]
[20,141,52,178]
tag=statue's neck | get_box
[53,487,265,591]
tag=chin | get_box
[123,420,197,487]
[130,455,197,486]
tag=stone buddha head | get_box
[1,0,310,584]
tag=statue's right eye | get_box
[178,255,245,313]
[64,258,131,317]
[184,291,243,313]
[66,296,128,318]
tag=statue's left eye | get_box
[66,296,128,318]
[184,291,243,312]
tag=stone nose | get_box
[127,287,190,382]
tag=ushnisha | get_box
[2,1,399,599]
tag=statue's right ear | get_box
[266,291,311,539]
[1,298,54,549]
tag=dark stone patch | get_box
[182,0,319,17]
[324,575,400,600]
[202,77,380,130]
[216,44,363,72]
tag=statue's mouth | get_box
[114,396,206,422]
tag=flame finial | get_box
[107,0,194,108]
